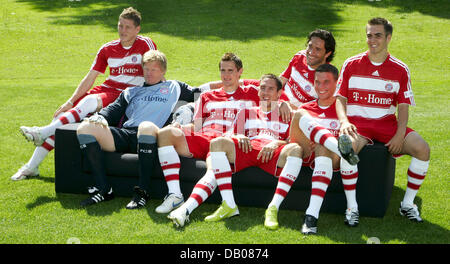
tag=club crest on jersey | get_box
[304,85,312,92]
[272,123,281,130]
[159,86,169,94]
[330,121,338,129]
[131,56,138,63]
[385,83,393,92]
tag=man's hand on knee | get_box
[83,113,108,128]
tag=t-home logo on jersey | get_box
[110,66,139,75]
[352,92,393,105]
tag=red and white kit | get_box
[183,80,260,160]
[300,100,341,168]
[231,106,291,176]
[280,50,319,107]
[337,52,415,143]
[40,36,157,152]
[77,36,158,106]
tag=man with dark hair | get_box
[289,64,359,234]
[203,29,336,117]
[280,29,336,109]
[368,17,393,36]
[167,74,303,228]
[335,17,430,225]
[13,7,157,181]
[154,53,261,214]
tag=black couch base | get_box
[55,123,396,217]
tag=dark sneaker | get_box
[126,186,150,210]
[80,188,114,207]
[338,134,359,165]
[399,202,423,222]
[301,214,318,235]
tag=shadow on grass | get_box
[28,174,55,184]
[306,186,449,244]
[26,193,123,216]
[17,0,449,43]
[212,186,449,244]
[17,0,342,41]
[25,185,449,243]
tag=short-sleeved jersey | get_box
[91,35,157,91]
[337,52,414,127]
[280,50,318,107]
[300,100,340,137]
[194,80,260,134]
[232,106,290,142]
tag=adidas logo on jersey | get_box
[372,70,380,76]
[318,113,326,118]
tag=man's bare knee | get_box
[406,134,430,161]
[278,143,302,167]
[210,137,231,152]
[157,126,181,146]
[77,121,97,135]
[138,121,159,137]
[285,143,302,158]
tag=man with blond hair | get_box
[13,7,157,181]
[74,50,200,208]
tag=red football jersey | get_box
[194,81,260,134]
[91,35,157,91]
[232,106,291,142]
[337,52,414,128]
[300,100,340,137]
[280,50,318,107]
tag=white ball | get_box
[173,103,194,125]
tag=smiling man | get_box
[280,29,336,109]
[74,50,199,208]
[289,64,359,234]
[167,74,303,229]
[335,17,430,225]
[13,7,157,181]
[154,53,261,214]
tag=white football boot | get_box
[20,126,45,146]
[344,207,360,227]
[167,206,190,227]
[11,164,39,181]
[155,193,184,213]
[399,202,423,222]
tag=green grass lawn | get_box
[0,0,449,244]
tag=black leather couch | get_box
[55,123,396,217]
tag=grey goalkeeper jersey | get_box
[99,80,199,128]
